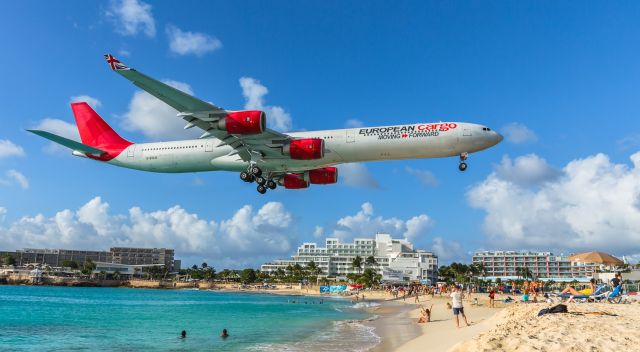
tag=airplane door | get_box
[205,140,213,152]
[463,129,472,137]
[346,129,355,143]
[127,145,135,157]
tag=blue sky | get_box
[1,1,640,268]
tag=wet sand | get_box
[365,301,422,352]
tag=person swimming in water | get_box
[220,328,229,338]
[180,330,186,339]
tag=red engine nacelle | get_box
[309,167,338,184]
[282,138,324,160]
[282,173,309,189]
[218,110,266,135]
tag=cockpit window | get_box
[482,127,491,131]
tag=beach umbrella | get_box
[568,252,623,266]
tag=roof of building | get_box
[569,252,623,266]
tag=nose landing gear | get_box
[459,153,469,172]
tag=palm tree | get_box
[365,256,377,268]
[112,270,121,281]
[352,256,363,274]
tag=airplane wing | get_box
[27,130,106,156]
[104,54,290,161]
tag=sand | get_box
[450,300,640,352]
[392,293,502,352]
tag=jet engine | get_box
[281,173,309,189]
[282,138,324,160]
[217,110,266,135]
[309,167,338,184]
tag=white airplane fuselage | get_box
[105,122,502,174]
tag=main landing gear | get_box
[240,165,277,194]
[459,152,469,172]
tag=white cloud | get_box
[405,167,439,187]
[313,225,324,239]
[500,122,537,144]
[7,170,28,189]
[106,0,156,37]
[345,119,364,128]
[467,152,640,255]
[0,207,6,222]
[166,25,222,56]
[494,154,560,186]
[32,118,80,154]
[0,197,297,266]
[240,77,292,131]
[118,49,131,57]
[0,170,29,190]
[34,119,79,141]
[339,163,379,188]
[70,95,102,109]
[326,202,432,242]
[0,140,25,159]
[121,80,201,140]
[617,134,640,151]
[430,237,466,263]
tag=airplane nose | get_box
[495,131,504,143]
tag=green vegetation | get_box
[1,254,16,266]
[351,255,363,274]
[60,260,79,269]
[438,262,485,285]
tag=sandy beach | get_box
[194,285,640,352]
[451,300,640,351]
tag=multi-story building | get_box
[1,247,178,271]
[0,249,112,267]
[110,247,176,271]
[261,234,438,284]
[472,250,621,281]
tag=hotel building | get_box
[261,234,438,284]
[1,247,179,271]
[472,250,613,281]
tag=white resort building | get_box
[260,234,438,284]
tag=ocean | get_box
[0,286,379,351]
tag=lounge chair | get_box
[551,285,608,303]
[606,285,623,304]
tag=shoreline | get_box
[0,283,507,352]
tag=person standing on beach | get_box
[451,286,470,328]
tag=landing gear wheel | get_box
[459,162,468,172]
[257,185,267,194]
[256,176,266,185]
[267,180,277,189]
[251,166,262,176]
[240,171,251,182]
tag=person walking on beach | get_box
[451,286,470,328]
[489,288,496,308]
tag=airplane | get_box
[28,54,503,194]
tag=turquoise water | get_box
[0,286,377,351]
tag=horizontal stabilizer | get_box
[27,130,106,156]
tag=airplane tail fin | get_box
[71,102,132,149]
